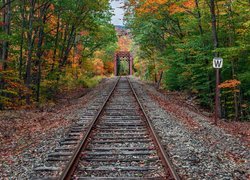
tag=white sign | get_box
[213,57,223,68]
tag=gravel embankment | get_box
[130,77,249,180]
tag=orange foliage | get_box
[132,0,195,16]
[44,50,54,66]
[104,61,114,74]
[169,0,195,14]
[80,31,90,36]
[135,0,168,14]
[118,35,132,51]
[93,59,105,75]
[134,62,141,71]
[49,4,55,11]
[71,44,84,68]
[219,79,241,89]
[47,15,58,36]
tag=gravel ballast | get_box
[1,76,249,179]
[0,77,117,179]
[130,77,249,179]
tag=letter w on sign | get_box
[213,57,223,68]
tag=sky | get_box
[110,0,125,26]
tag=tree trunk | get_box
[18,0,25,101]
[59,23,69,67]
[36,3,49,103]
[61,25,76,67]
[1,0,11,70]
[227,0,238,120]
[25,0,35,105]
[209,0,219,54]
[156,71,163,89]
[19,0,25,81]
[51,13,60,72]
[196,0,213,107]
[195,0,203,36]
[0,0,11,109]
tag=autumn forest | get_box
[0,0,117,108]
[0,0,249,121]
[125,0,250,120]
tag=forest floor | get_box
[0,88,87,158]
[140,78,250,147]
[0,78,108,177]
[153,88,250,147]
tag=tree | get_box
[0,0,117,109]
[125,0,250,120]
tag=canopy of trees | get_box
[0,0,117,109]
[125,0,250,120]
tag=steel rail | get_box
[127,77,180,180]
[59,76,121,180]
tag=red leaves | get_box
[150,88,250,147]
[224,151,247,164]
[149,91,201,130]
[0,21,7,26]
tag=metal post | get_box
[114,54,117,76]
[130,56,133,75]
[215,68,220,125]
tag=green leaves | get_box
[125,0,250,120]
[0,0,117,108]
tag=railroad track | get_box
[59,76,179,180]
[32,76,179,179]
